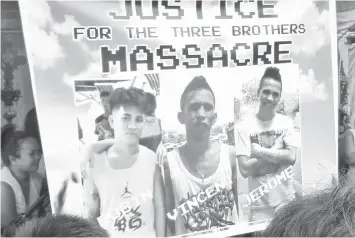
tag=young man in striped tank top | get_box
[163,76,240,236]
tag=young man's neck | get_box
[111,142,139,156]
[257,108,276,121]
[9,165,29,183]
[185,135,211,158]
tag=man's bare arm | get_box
[252,144,296,166]
[82,175,100,225]
[153,165,166,237]
[237,155,280,178]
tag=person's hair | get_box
[145,92,157,116]
[260,180,355,237]
[258,67,283,94]
[109,87,147,114]
[100,91,110,98]
[14,214,109,237]
[2,131,34,166]
[180,76,215,111]
[24,108,40,142]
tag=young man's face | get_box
[109,105,146,145]
[12,137,42,172]
[258,78,282,112]
[100,96,110,114]
[179,89,216,140]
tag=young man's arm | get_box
[251,144,296,166]
[1,182,17,227]
[153,165,166,237]
[82,171,101,226]
[235,127,280,178]
[251,119,296,166]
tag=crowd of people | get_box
[1,66,355,237]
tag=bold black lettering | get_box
[235,0,255,19]
[100,46,127,73]
[196,0,203,19]
[257,0,277,18]
[156,45,179,70]
[290,24,298,34]
[162,0,184,19]
[274,41,292,64]
[182,44,204,69]
[216,0,233,19]
[231,43,251,66]
[253,42,272,65]
[207,44,228,68]
[298,24,306,34]
[108,1,133,20]
[136,0,159,20]
[130,46,154,71]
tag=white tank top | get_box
[1,166,42,214]
[91,145,156,237]
[166,143,238,235]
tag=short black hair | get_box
[260,181,355,237]
[14,214,109,237]
[109,87,147,114]
[2,131,34,166]
[100,91,110,98]
[145,92,157,116]
[180,76,215,111]
[258,67,283,93]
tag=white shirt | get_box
[83,145,157,237]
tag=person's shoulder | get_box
[238,110,257,127]
[1,181,15,197]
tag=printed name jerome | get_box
[244,166,294,206]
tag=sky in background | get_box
[18,0,337,229]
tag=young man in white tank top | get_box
[163,76,239,236]
[82,87,165,237]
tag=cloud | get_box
[19,0,85,70]
[276,0,331,56]
[300,69,328,102]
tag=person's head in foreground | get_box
[260,180,355,237]
[2,131,42,174]
[108,87,148,146]
[257,67,282,119]
[178,76,216,141]
[14,214,109,237]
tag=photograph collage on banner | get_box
[337,1,355,182]
[17,0,338,237]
